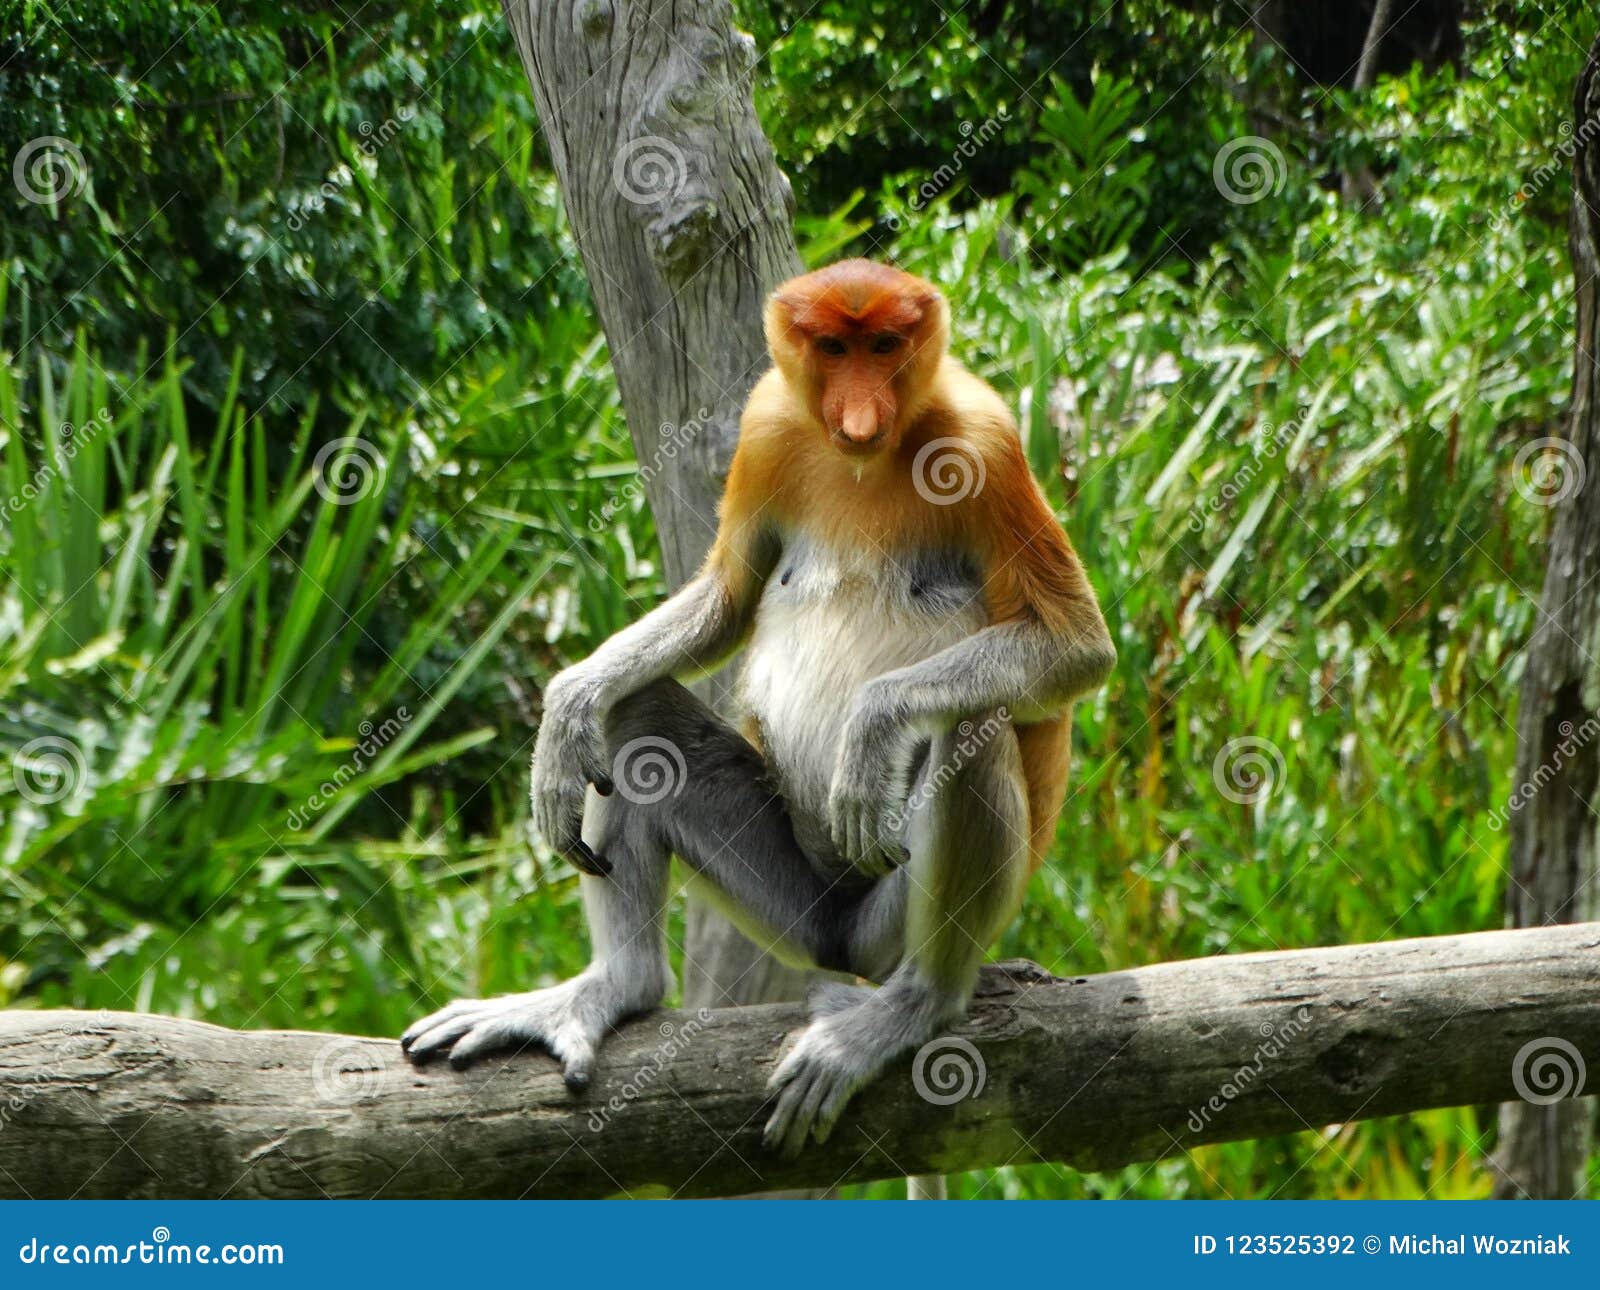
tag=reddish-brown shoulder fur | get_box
[702,369,792,608]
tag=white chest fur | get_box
[739,537,985,849]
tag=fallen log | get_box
[0,923,1595,1198]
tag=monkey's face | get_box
[765,259,949,459]
[810,331,909,455]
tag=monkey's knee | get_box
[603,677,703,745]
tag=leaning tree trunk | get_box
[500,2,811,1023]
[1491,29,1600,1200]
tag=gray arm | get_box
[867,614,1116,731]
[549,573,750,723]
[530,568,763,869]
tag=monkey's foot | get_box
[400,971,637,1091]
[763,979,954,1158]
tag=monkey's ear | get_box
[765,290,818,350]
[767,290,799,329]
[910,282,947,324]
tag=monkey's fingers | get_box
[401,998,484,1059]
[556,1034,598,1092]
[810,1081,856,1147]
[763,1063,818,1157]
[566,839,613,878]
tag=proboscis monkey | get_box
[403,259,1115,1157]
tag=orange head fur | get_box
[764,259,950,457]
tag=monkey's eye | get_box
[816,336,847,357]
[870,334,903,355]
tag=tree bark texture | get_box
[1,924,1593,1199]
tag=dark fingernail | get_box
[572,840,612,876]
[594,774,615,796]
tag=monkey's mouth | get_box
[830,428,886,455]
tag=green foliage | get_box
[0,0,579,419]
[1016,74,1155,265]
[0,337,563,1015]
[738,0,1262,265]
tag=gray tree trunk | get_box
[500,0,810,1015]
[2,925,1595,1198]
[1492,30,1600,1200]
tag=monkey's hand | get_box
[529,668,614,876]
[402,968,656,1090]
[826,684,912,877]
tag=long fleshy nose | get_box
[840,401,879,443]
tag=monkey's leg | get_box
[399,775,674,1087]
[403,679,867,1081]
[764,719,1029,1157]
